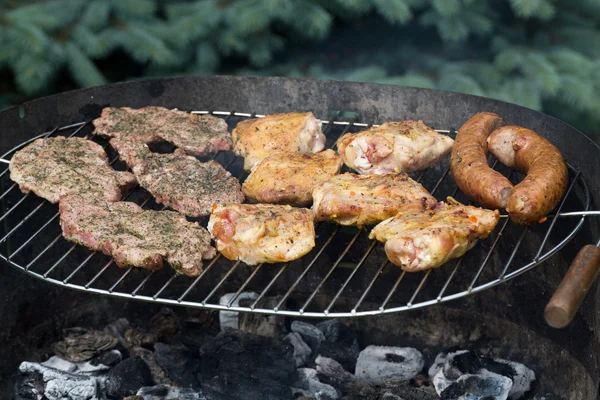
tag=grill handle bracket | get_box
[545,244,600,328]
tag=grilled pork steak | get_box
[9,137,136,203]
[93,106,232,156]
[112,139,244,217]
[59,195,216,276]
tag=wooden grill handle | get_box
[544,245,600,329]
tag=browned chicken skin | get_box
[232,112,326,170]
[208,203,316,265]
[312,172,437,226]
[242,150,342,206]
[369,198,499,271]
[337,120,453,174]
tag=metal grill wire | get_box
[0,111,594,318]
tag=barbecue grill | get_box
[1,76,600,397]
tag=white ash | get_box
[355,345,424,385]
[283,332,312,367]
[19,361,104,400]
[496,358,536,399]
[291,367,340,400]
[435,369,513,400]
[41,355,111,374]
[431,350,535,400]
[219,292,258,330]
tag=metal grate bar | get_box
[202,261,241,305]
[177,255,221,301]
[132,271,154,296]
[324,240,378,314]
[437,257,465,300]
[380,270,406,311]
[43,244,77,278]
[500,227,529,279]
[352,259,389,313]
[0,183,17,202]
[250,262,290,310]
[154,274,178,300]
[24,235,61,271]
[9,213,59,259]
[85,260,113,288]
[0,193,30,224]
[299,229,363,313]
[534,171,581,261]
[227,263,264,307]
[407,269,433,307]
[0,126,61,178]
[468,217,511,291]
[109,268,133,293]
[429,166,451,194]
[274,225,342,312]
[63,251,96,283]
[0,200,45,244]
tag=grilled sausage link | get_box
[487,126,568,225]
[450,112,513,209]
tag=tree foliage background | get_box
[1,0,599,140]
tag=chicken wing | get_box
[312,173,437,226]
[232,112,326,170]
[369,198,499,272]
[242,149,342,206]
[208,204,315,265]
[337,120,453,174]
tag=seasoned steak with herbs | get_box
[59,195,216,276]
[112,139,244,217]
[93,106,232,156]
[9,137,136,203]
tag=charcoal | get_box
[433,350,535,400]
[317,339,360,373]
[199,328,297,400]
[378,386,439,400]
[291,368,340,400]
[154,343,201,388]
[150,308,180,338]
[16,362,101,400]
[125,328,159,348]
[52,327,118,362]
[238,296,285,337]
[356,346,424,385]
[315,355,368,395]
[137,384,207,400]
[41,355,110,374]
[106,356,154,399]
[166,321,217,352]
[90,349,123,368]
[130,346,169,385]
[428,351,455,378]
[104,318,133,346]
[316,319,359,349]
[283,332,312,367]
[437,370,513,400]
[291,320,326,352]
[219,292,258,330]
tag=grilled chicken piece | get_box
[242,150,342,206]
[312,172,438,226]
[208,204,315,265]
[337,120,453,174]
[112,139,244,217]
[9,137,136,203]
[93,106,232,156]
[369,198,499,271]
[59,195,216,276]
[232,112,326,170]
